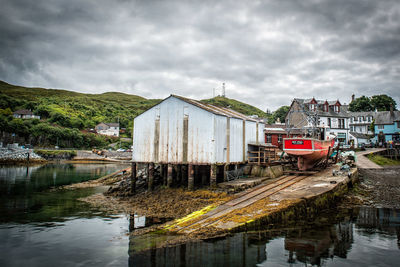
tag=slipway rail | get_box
[168,174,313,234]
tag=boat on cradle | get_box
[283,138,335,171]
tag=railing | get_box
[248,148,278,165]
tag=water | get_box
[0,164,399,266]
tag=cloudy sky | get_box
[1,0,399,111]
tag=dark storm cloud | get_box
[0,0,399,110]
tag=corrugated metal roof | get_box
[375,111,400,124]
[171,95,260,122]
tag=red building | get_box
[264,124,302,149]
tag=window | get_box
[378,125,384,130]
[266,134,272,143]
[328,118,331,127]
[397,121,400,129]
[350,126,354,131]
[354,117,358,122]
[368,116,371,122]
[278,134,282,142]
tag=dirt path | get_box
[355,148,385,169]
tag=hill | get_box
[201,96,267,118]
[0,81,270,148]
[0,80,160,131]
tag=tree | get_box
[349,96,373,112]
[370,94,397,111]
[269,106,290,124]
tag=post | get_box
[160,164,165,184]
[131,162,137,194]
[201,166,208,186]
[223,164,229,182]
[167,164,173,187]
[148,163,154,191]
[210,164,217,187]
[188,164,194,190]
[176,165,182,185]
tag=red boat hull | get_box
[283,138,335,170]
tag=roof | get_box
[105,123,119,127]
[171,95,261,122]
[349,111,375,117]
[292,98,349,117]
[264,124,287,134]
[350,132,371,139]
[13,109,34,115]
[374,111,400,125]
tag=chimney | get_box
[351,94,355,102]
[390,104,394,116]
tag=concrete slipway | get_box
[164,165,358,236]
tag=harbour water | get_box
[0,163,399,266]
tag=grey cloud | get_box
[0,0,399,111]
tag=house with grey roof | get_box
[348,111,375,147]
[373,110,400,144]
[13,109,40,120]
[95,122,120,137]
[285,98,350,144]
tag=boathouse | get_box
[132,95,265,189]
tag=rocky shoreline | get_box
[0,147,46,164]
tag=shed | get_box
[132,95,265,165]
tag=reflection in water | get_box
[0,163,128,224]
[129,207,400,267]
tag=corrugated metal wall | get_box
[133,96,264,164]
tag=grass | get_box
[367,154,400,166]
[35,149,77,157]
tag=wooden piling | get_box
[131,162,137,194]
[176,165,182,184]
[148,163,154,191]
[201,166,208,186]
[223,164,229,182]
[188,164,194,190]
[167,164,173,187]
[210,164,217,187]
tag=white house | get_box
[95,122,120,137]
[348,111,374,147]
[13,109,40,119]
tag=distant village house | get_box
[95,122,120,137]
[13,109,40,119]
[285,98,350,144]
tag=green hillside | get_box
[0,81,271,148]
[201,96,267,118]
[0,80,160,130]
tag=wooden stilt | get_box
[201,166,208,186]
[223,164,229,182]
[148,163,154,191]
[131,162,137,194]
[176,165,182,185]
[188,164,194,190]
[167,164,173,187]
[210,164,217,187]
